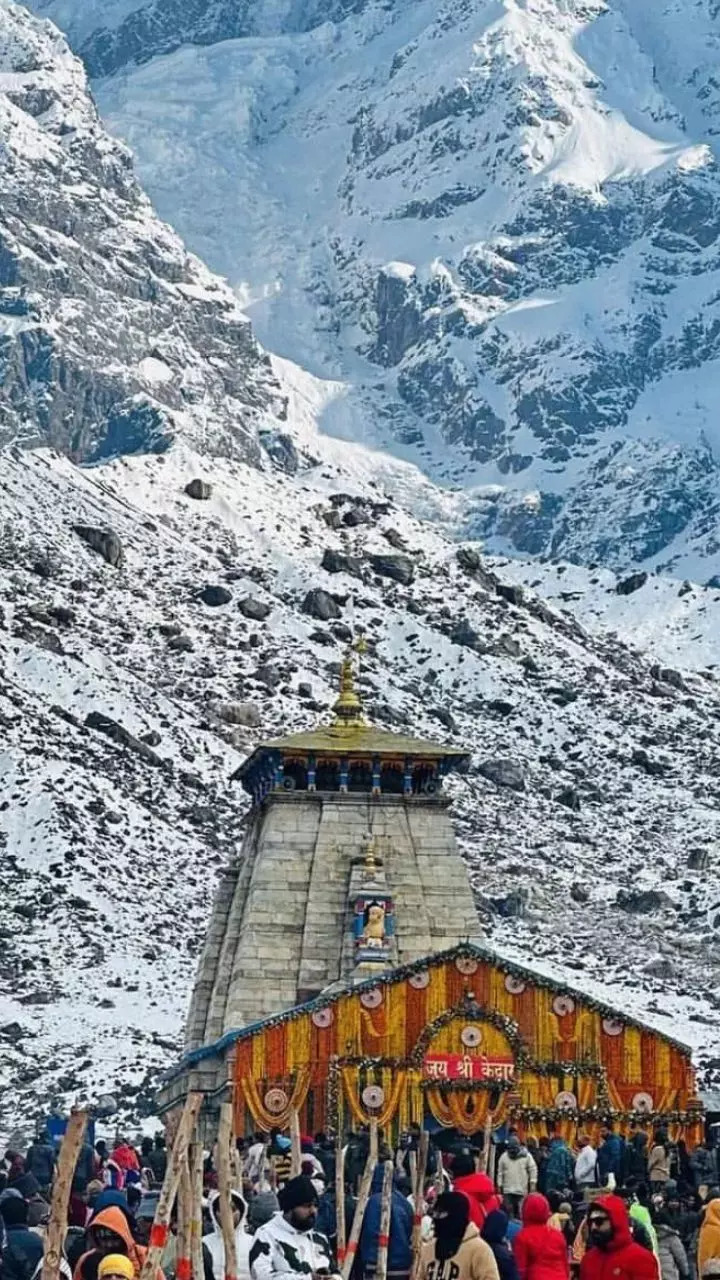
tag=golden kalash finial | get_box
[363,833,379,874]
[331,636,367,728]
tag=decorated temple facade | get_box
[158,647,702,1145]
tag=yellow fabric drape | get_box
[252,1034,266,1079]
[338,996,362,1055]
[241,1066,312,1131]
[624,1028,643,1083]
[286,1015,311,1072]
[427,966,448,1022]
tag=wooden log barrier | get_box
[217,1102,239,1280]
[335,1131,347,1268]
[189,1139,205,1280]
[140,1092,204,1280]
[176,1157,192,1280]
[410,1132,429,1280]
[41,1109,88,1280]
[290,1108,302,1179]
[341,1120,378,1280]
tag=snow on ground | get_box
[3,400,720,1136]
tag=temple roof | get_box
[233,640,469,783]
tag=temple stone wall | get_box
[185,792,481,1049]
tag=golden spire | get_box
[363,834,379,875]
[331,637,367,728]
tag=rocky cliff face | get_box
[31,0,720,575]
[0,0,285,464]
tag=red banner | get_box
[423,1054,515,1082]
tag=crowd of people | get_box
[2,1123,720,1280]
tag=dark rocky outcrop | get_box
[368,553,415,585]
[185,478,212,500]
[616,572,648,596]
[72,526,124,568]
[477,757,526,791]
[199,585,232,607]
[302,588,341,621]
[238,596,271,621]
[84,711,164,767]
[321,549,363,577]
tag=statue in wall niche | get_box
[362,900,387,948]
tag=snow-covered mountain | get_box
[26,0,720,576]
[4,0,720,1137]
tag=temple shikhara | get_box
[158,646,703,1145]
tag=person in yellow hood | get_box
[698,1199,720,1278]
[73,1206,148,1280]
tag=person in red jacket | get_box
[579,1195,658,1280]
[512,1193,569,1280]
[452,1154,502,1228]
[109,1142,139,1175]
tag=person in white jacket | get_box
[249,1176,338,1280]
[496,1136,538,1216]
[574,1137,598,1190]
[203,1189,252,1280]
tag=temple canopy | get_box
[233,640,469,802]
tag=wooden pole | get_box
[341,1121,378,1280]
[290,1108,302,1179]
[375,1161,395,1280]
[256,1142,269,1191]
[140,1092,204,1280]
[481,1113,494,1175]
[410,1133,429,1280]
[41,1109,88,1280]
[217,1102,239,1280]
[189,1139,205,1280]
[335,1132,347,1269]
[176,1157,192,1280]
[369,1121,379,1166]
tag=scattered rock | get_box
[643,955,677,980]
[496,582,524,606]
[486,699,515,718]
[489,890,529,918]
[478,758,526,791]
[141,731,162,747]
[368,553,415,585]
[262,431,300,474]
[456,546,482,574]
[383,529,407,549]
[556,787,581,811]
[254,663,283,690]
[631,747,669,777]
[570,883,590,904]
[302,588,341,621]
[238,596,271,621]
[167,633,194,652]
[199,585,232,607]
[450,619,481,649]
[72,525,124,568]
[184,478,212,500]
[84,711,165,767]
[616,888,671,914]
[298,682,313,699]
[431,706,457,732]
[616,571,648,596]
[321,549,363,578]
[343,506,369,527]
[687,848,710,871]
[650,664,685,690]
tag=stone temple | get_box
[158,648,702,1146]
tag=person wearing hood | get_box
[544,1143,574,1198]
[597,1134,625,1190]
[73,1205,148,1280]
[580,1195,658,1280]
[419,1191,499,1280]
[25,1135,55,1192]
[360,1165,413,1279]
[482,1210,520,1280]
[654,1212,688,1280]
[698,1198,720,1277]
[203,1190,250,1280]
[453,1155,501,1228]
[0,1194,44,1280]
[497,1140,538,1216]
[512,1194,569,1280]
[249,1176,334,1280]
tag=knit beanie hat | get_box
[0,1196,28,1227]
[98,1256,135,1280]
[278,1176,319,1212]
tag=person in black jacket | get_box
[481,1209,520,1280]
[24,1135,55,1193]
[0,1195,44,1280]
